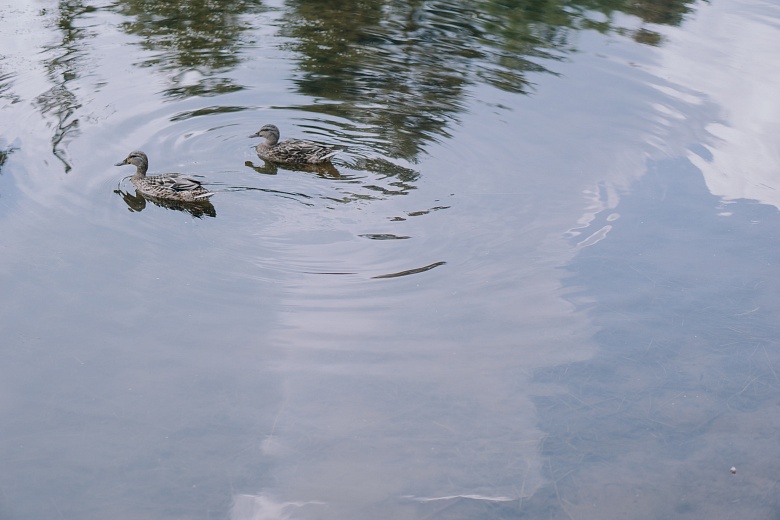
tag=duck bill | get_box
[248,132,260,138]
[114,159,127,166]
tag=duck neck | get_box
[256,140,274,152]
[132,163,148,178]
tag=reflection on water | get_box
[1,0,698,174]
[34,1,100,172]
[114,0,265,98]
[0,142,16,172]
[114,188,217,217]
[245,158,343,178]
[280,0,696,159]
[656,0,780,210]
[0,70,21,104]
[4,0,778,518]
[359,233,410,240]
[243,156,421,204]
[371,260,446,279]
[536,157,780,518]
[389,203,450,222]
[281,0,548,159]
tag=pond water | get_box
[2,0,780,518]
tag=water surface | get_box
[2,0,780,518]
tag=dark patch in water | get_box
[372,261,446,279]
[358,233,411,240]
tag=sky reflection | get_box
[656,0,780,209]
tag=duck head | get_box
[115,151,149,173]
[249,124,280,145]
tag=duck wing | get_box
[283,139,336,163]
[149,173,206,192]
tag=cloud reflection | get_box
[657,1,780,209]
[231,494,325,520]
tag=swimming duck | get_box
[249,124,336,165]
[115,151,214,202]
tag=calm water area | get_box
[2,0,780,518]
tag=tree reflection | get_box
[114,0,265,99]
[281,0,695,160]
[0,70,22,105]
[34,0,96,172]
[0,143,16,174]
[105,0,694,162]
[626,0,693,27]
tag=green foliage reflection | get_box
[114,0,265,98]
[107,0,694,159]
[280,0,695,158]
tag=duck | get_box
[115,151,214,202]
[249,124,336,164]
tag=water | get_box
[2,0,780,518]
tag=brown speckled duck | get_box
[115,151,214,202]
[249,124,336,164]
